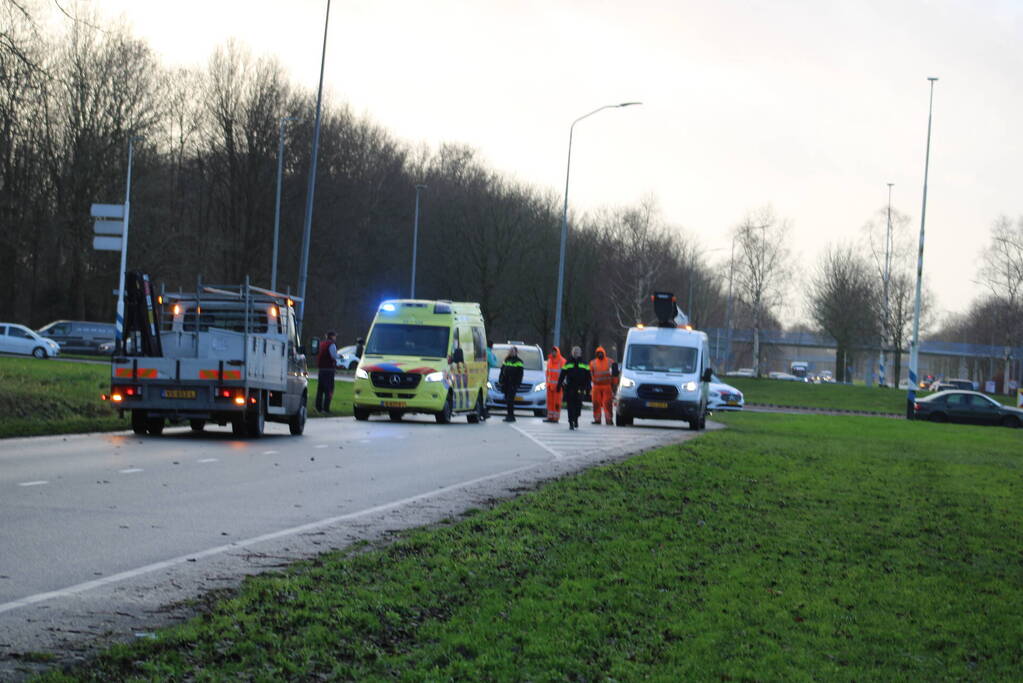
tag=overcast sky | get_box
[84,0,1022,323]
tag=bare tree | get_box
[977,215,1023,393]
[732,205,792,377]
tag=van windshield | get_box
[626,344,697,373]
[366,324,449,358]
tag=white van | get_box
[613,293,712,429]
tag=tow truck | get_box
[102,272,308,437]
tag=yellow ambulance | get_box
[352,300,489,423]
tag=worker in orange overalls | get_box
[544,346,565,422]
[590,346,615,425]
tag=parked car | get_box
[769,371,804,382]
[929,378,974,391]
[0,323,61,358]
[36,320,115,354]
[487,342,547,417]
[726,368,755,378]
[335,344,360,370]
[708,374,744,411]
[913,390,1023,428]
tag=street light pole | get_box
[879,182,893,387]
[410,183,426,298]
[907,77,938,419]
[296,0,331,335]
[271,115,295,292]
[551,101,641,349]
[723,236,736,373]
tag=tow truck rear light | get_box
[108,385,141,402]
[234,396,246,406]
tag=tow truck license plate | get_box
[382,401,407,408]
[646,401,668,409]
[162,389,197,399]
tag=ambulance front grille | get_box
[370,372,422,390]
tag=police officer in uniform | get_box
[498,346,525,422]
[557,346,591,430]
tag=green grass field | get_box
[726,376,1019,414]
[0,358,350,439]
[37,412,1023,681]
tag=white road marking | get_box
[0,460,548,616]
[197,458,218,463]
[18,480,48,487]
[314,444,328,449]
[261,450,278,455]
[510,424,562,460]
[118,468,143,474]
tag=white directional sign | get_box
[91,203,125,219]
[93,220,124,236]
[93,236,123,251]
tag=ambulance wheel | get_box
[289,399,307,435]
[533,409,546,418]
[468,394,484,424]
[131,410,148,435]
[146,417,165,436]
[389,410,403,422]
[190,419,206,432]
[353,406,370,421]
[435,393,453,424]
[245,398,265,438]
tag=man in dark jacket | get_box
[315,331,338,414]
[557,345,591,430]
[498,346,525,422]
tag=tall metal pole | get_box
[271,115,295,292]
[410,184,426,298]
[114,138,134,354]
[907,77,938,418]
[552,101,641,349]
[879,182,893,387]
[723,235,736,372]
[296,0,331,335]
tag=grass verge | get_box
[39,413,1023,680]
[726,376,1018,414]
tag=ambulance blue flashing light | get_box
[380,302,397,312]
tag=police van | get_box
[614,292,712,430]
[353,299,489,423]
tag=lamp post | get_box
[271,115,295,292]
[879,182,893,387]
[296,0,331,334]
[410,183,426,298]
[723,236,736,372]
[551,101,641,349]
[907,77,938,418]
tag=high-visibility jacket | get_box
[546,347,565,387]
[590,347,613,386]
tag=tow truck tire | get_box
[131,410,147,435]
[32,346,47,359]
[231,416,246,436]
[468,394,484,424]
[146,417,165,436]
[289,400,307,435]
[245,398,265,438]
[190,419,206,432]
[353,406,370,421]
[435,393,453,424]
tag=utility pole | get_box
[879,182,893,387]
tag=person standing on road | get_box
[557,346,591,430]
[590,346,615,425]
[498,345,525,422]
[486,340,499,369]
[315,331,338,414]
[355,337,365,359]
[544,345,565,423]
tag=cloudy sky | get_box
[85,0,1022,322]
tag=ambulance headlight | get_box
[619,377,636,389]
[355,368,369,379]
[683,381,698,392]
[424,371,445,382]
[533,382,546,392]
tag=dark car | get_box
[36,320,116,354]
[913,390,1023,428]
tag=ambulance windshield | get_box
[365,323,449,358]
[625,344,697,374]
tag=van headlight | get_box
[424,371,445,382]
[533,382,546,392]
[619,377,636,389]
[683,381,698,392]
[355,368,368,379]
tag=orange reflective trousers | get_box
[545,356,565,421]
[590,357,613,423]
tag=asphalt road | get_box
[0,413,708,675]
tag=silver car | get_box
[487,343,547,417]
[0,323,61,359]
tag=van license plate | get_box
[162,389,196,399]
[646,401,668,409]
[382,401,406,408]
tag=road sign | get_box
[93,219,124,236]
[91,203,125,219]
[93,236,123,251]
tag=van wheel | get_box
[389,410,403,422]
[353,406,370,421]
[289,399,307,435]
[468,394,484,424]
[131,410,147,435]
[615,412,633,427]
[32,347,47,359]
[435,393,453,424]
[146,417,165,436]
[245,395,265,438]
[190,419,206,432]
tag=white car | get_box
[708,374,744,411]
[0,323,61,359]
[335,344,361,370]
